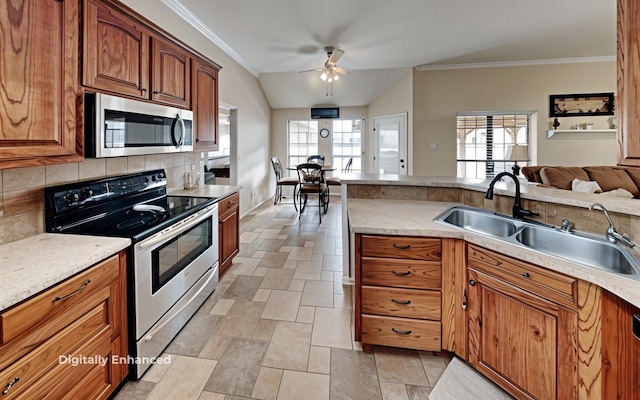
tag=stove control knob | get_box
[83,189,94,199]
[151,175,157,182]
[65,191,80,203]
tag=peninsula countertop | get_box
[0,234,131,310]
[347,198,640,309]
[339,173,640,217]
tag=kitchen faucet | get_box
[485,172,539,219]
[589,203,636,248]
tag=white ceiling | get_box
[163,0,616,109]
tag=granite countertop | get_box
[169,184,241,200]
[0,234,131,311]
[348,198,640,309]
[339,173,640,217]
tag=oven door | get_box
[133,203,218,340]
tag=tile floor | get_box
[114,196,449,400]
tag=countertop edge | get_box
[169,184,241,200]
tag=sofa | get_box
[522,165,640,198]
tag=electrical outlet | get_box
[429,143,438,150]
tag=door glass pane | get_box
[378,123,400,174]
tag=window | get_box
[332,119,362,173]
[287,120,318,167]
[456,112,536,179]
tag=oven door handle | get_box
[143,269,215,343]
[137,204,217,250]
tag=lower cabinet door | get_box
[467,268,577,400]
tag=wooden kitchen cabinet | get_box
[0,251,128,399]
[192,57,220,151]
[218,192,240,277]
[354,234,444,351]
[83,0,150,99]
[151,36,191,108]
[0,0,82,169]
[601,290,640,400]
[617,0,640,166]
[466,244,602,400]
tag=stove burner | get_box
[117,209,167,231]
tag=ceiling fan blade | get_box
[334,67,350,75]
[328,48,344,64]
[299,68,325,73]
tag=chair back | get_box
[297,163,324,185]
[271,157,283,180]
[307,155,325,165]
[344,157,353,172]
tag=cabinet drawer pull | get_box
[392,243,412,250]
[391,328,412,335]
[2,377,20,395]
[522,272,530,278]
[227,201,235,208]
[391,270,411,276]
[54,279,91,302]
[391,299,412,305]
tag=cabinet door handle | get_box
[392,243,412,250]
[633,314,640,340]
[54,280,91,302]
[391,328,412,335]
[391,270,411,276]
[391,299,412,305]
[2,377,20,395]
[462,288,468,311]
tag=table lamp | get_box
[505,144,529,176]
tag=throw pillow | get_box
[571,179,602,193]
[600,188,634,198]
[539,167,590,190]
[583,166,640,197]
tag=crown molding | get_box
[415,56,616,71]
[160,0,259,77]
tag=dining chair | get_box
[296,162,329,222]
[326,156,353,192]
[271,157,298,210]
[307,155,325,165]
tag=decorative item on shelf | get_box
[505,144,529,176]
[552,118,560,129]
[586,123,594,130]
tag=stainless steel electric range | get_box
[45,170,218,379]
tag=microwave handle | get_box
[171,113,186,147]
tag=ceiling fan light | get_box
[327,76,333,83]
[320,71,327,81]
[333,74,339,81]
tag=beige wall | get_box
[412,62,617,177]
[122,0,272,215]
[367,70,413,173]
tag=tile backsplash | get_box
[0,153,201,245]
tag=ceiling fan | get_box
[300,46,349,96]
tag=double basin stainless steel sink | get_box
[435,206,640,278]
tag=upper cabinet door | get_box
[83,0,150,99]
[192,58,219,151]
[151,37,191,108]
[0,0,82,169]
[617,0,640,166]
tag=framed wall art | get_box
[549,92,614,117]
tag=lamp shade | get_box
[505,144,529,161]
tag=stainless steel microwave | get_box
[85,93,193,158]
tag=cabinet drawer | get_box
[361,258,441,289]
[361,314,441,351]
[219,193,239,217]
[362,286,441,320]
[0,301,109,399]
[0,254,119,345]
[468,244,577,308]
[361,236,441,261]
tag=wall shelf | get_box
[547,129,617,139]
